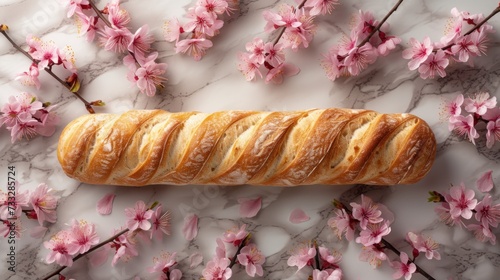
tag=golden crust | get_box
[57,109,436,186]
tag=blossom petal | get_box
[97,193,116,215]
[289,208,310,224]
[238,197,262,218]
[30,226,48,239]
[189,252,204,268]
[477,170,494,193]
[182,213,199,241]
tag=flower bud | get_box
[0,24,8,31]
[66,73,81,93]
[427,191,445,203]
[90,100,106,107]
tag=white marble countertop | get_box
[1,0,500,279]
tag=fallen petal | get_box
[238,197,262,218]
[477,170,494,193]
[97,193,116,215]
[289,208,310,224]
[182,213,199,241]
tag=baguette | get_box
[57,109,436,186]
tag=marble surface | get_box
[1,0,500,279]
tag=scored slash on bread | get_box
[57,109,436,186]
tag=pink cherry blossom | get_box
[476,170,494,193]
[265,62,300,84]
[222,224,248,246]
[289,208,310,224]
[451,33,481,62]
[124,200,154,231]
[318,246,342,269]
[107,3,131,29]
[189,252,204,268]
[402,37,433,70]
[483,107,500,121]
[99,26,133,53]
[287,242,316,271]
[447,183,477,219]
[164,18,184,43]
[474,194,500,228]
[148,251,179,275]
[31,42,60,69]
[96,193,115,215]
[33,104,59,137]
[264,42,285,67]
[110,232,138,266]
[125,52,168,96]
[44,230,73,267]
[406,232,441,260]
[328,208,356,241]
[182,213,199,241]
[486,119,500,148]
[238,196,262,218]
[62,0,90,18]
[282,8,316,51]
[350,194,383,230]
[128,24,154,56]
[29,183,59,225]
[304,0,339,16]
[9,112,40,142]
[356,221,391,247]
[202,257,232,280]
[245,38,266,64]
[434,201,464,227]
[443,94,464,119]
[175,38,213,61]
[16,64,41,89]
[391,252,416,280]
[75,11,99,42]
[312,268,342,280]
[67,219,99,255]
[237,243,265,277]
[150,204,171,240]
[467,223,496,244]
[448,114,479,144]
[197,0,229,15]
[0,221,11,238]
[237,52,263,81]
[184,6,223,37]
[377,32,401,56]
[359,245,388,268]
[343,43,378,76]
[464,92,497,115]
[262,4,301,33]
[418,50,449,79]
[321,47,345,81]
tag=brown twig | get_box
[41,228,129,280]
[355,0,405,49]
[340,202,436,280]
[440,5,500,51]
[228,234,251,268]
[0,29,96,114]
[271,0,308,46]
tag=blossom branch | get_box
[41,228,129,280]
[354,0,404,51]
[88,0,112,27]
[228,234,250,268]
[338,201,436,280]
[271,0,307,46]
[0,26,97,114]
[440,4,500,51]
